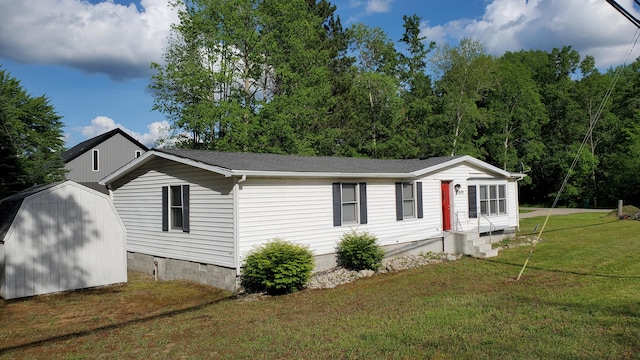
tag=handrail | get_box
[478,213,496,243]
[454,210,496,242]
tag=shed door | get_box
[441,181,452,231]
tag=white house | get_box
[100,149,525,291]
[0,181,127,299]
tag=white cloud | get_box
[0,0,179,80]
[80,116,169,147]
[366,0,394,14]
[421,0,640,69]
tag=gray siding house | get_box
[101,149,525,292]
[62,128,148,193]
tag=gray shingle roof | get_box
[156,149,462,174]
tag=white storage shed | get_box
[0,181,127,299]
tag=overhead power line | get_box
[605,0,640,28]
[517,3,640,280]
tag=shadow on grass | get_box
[519,218,619,235]
[0,293,236,355]
[484,258,640,279]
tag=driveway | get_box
[519,207,613,218]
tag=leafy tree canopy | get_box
[0,67,66,198]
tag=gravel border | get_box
[237,237,539,300]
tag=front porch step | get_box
[472,243,498,259]
[475,248,499,259]
[444,231,500,258]
[469,235,499,259]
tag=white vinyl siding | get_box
[236,164,520,260]
[237,178,437,259]
[111,158,235,268]
[0,182,126,299]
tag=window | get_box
[332,183,367,226]
[92,149,99,171]
[170,185,183,229]
[135,150,142,158]
[341,183,358,223]
[473,184,506,217]
[402,183,415,218]
[396,182,423,220]
[162,185,190,232]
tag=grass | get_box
[1,213,639,359]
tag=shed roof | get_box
[101,149,524,185]
[0,182,62,242]
[61,128,149,163]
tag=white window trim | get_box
[340,182,359,225]
[401,182,416,219]
[135,150,142,158]
[91,149,99,172]
[169,185,184,230]
[475,183,507,217]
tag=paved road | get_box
[519,207,613,218]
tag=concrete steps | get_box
[466,233,499,259]
[443,231,499,259]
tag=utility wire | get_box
[606,0,640,28]
[516,25,640,280]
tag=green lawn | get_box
[1,213,639,359]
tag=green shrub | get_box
[240,239,315,295]
[336,231,385,271]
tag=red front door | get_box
[441,181,451,231]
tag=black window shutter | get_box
[468,185,477,218]
[332,183,341,226]
[162,186,169,231]
[359,183,367,224]
[416,182,423,219]
[395,182,403,221]
[182,185,190,233]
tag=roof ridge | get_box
[62,128,148,163]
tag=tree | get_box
[605,58,640,206]
[256,0,334,155]
[150,0,339,154]
[150,0,266,151]
[431,38,494,157]
[569,56,620,207]
[397,14,435,158]
[0,67,65,198]
[341,23,405,158]
[483,57,547,174]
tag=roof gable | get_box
[0,181,112,242]
[0,182,63,242]
[62,128,149,163]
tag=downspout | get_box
[233,175,247,281]
[515,175,524,231]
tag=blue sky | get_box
[1,0,639,148]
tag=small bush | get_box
[240,239,314,295]
[336,231,385,271]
